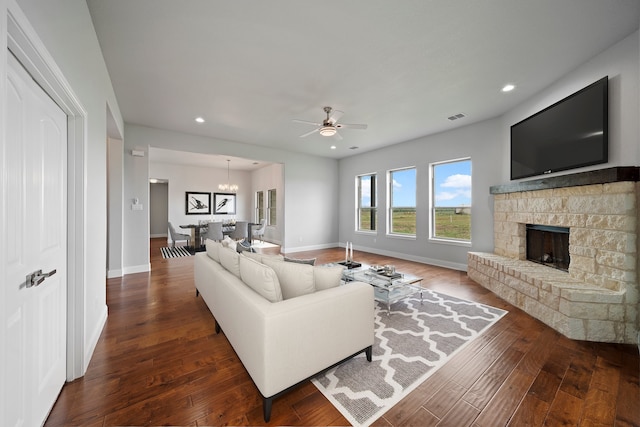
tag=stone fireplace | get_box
[468,167,639,343]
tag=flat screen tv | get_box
[510,76,608,180]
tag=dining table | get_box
[179,223,208,253]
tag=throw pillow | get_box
[218,246,241,278]
[236,239,252,253]
[262,258,315,300]
[221,235,237,252]
[205,239,223,263]
[239,256,283,303]
[314,265,344,291]
[284,256,316,265]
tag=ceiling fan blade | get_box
[293,119,322,126]
[328,109,344,125]
[299,128,320,138]
[334,131,343,141]
[336,123,368,130]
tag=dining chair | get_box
[168,222,191,249]
[251,219,266,242]
[230,221,248,241]
[206,221,224,242]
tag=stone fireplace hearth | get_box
[467,167,639,343]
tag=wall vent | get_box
[448,113,466,121]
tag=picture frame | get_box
[213,192,236,215]
[185,191,211,215]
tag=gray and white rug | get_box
[312,290,507,427]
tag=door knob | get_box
[25,269,57,288]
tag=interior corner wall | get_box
[122,142,150,274]
[107,137,123,278]
[251,163,284,245]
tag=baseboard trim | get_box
[282,242,336,254]
[83,304,108,373]
[354,244,468,272]
[107,269,122,278]
[122,263,151,275]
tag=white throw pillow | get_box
[205,239,223,263]
[219,247,241,278]
[221,235,237,252]
[239,256,283,303]
[262,258,315,300]
[314,265,344,291]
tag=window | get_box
[267,188,277,226]
[431,158,472,242]
[255,191,264,223]
[356,174,377,231]
[388,167,416,235]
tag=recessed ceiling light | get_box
[330,145,337,150]
[195,116,205,123]
[502,84,515,92]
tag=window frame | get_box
[356,173,377,233]
[387,166,417,238]
[267,188,277,226]
[429,157,472,246]
[255,190,265,223]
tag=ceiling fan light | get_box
[319,126,336,137]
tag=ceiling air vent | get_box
[448,113,466,121]
[349,146,359,150]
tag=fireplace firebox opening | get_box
[526,224,570,271]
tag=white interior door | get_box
[3,51,68,427]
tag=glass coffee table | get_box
[328,263,423,315]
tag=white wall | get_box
[251,163,285,244]
[7,0,123,375]
[149,162,253,240]
[121,124,338,271]
[107,138,123,278]
[339,119,502,271]
[501,30,640,180]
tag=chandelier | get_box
[218,159,238,192]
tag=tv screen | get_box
[510,77,608,180]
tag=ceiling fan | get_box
[293,106,367,140]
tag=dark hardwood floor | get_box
[45,238,639,426]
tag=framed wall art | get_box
[213,192,236,215]
[185,191,211,215]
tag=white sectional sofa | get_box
[194,240,374,421]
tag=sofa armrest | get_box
[252,282,374,398]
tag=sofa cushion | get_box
[314,265,345,291]
[239,256,283,302]
[219,246,241,278]
[262,258,315,300]
[205,239,223,263]
[284,256,316,265]
[242,251,284,264]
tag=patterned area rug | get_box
[160,246,192,259]
[312,290,507,427]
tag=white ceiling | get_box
[88,0,640,164]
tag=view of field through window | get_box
[389,168,416,235]
[433,159,471,240]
